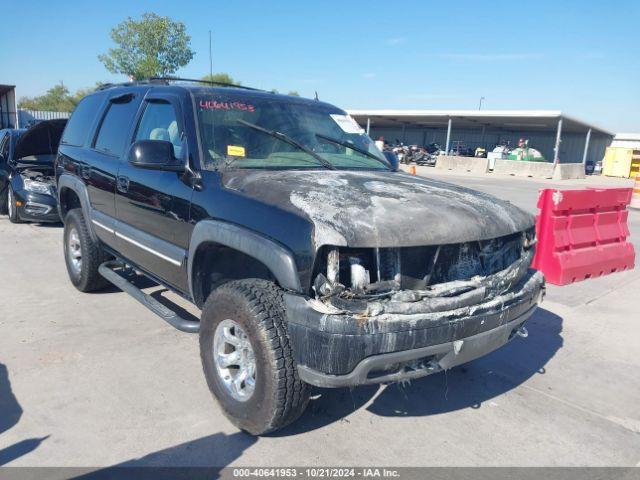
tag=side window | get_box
[135,101,183,158]
[61,94,103,147]
[94,95,139,157]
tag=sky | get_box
[2,0,639,132]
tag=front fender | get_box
[188,220,302,299]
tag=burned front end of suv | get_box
[267,171,544,387]
[286,229,543,387]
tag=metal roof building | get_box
[611,133,640,150]
[348,109,614,165]
[0,84,17,129]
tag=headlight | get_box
[23,178,53,195]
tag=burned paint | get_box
[222,169,534,250]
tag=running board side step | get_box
[98,261,200,334]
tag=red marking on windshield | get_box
[199,100,255,112]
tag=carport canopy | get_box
[348,110,613,165]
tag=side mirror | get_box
[128,140,184,172]
[383,151,400,171]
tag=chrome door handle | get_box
[117,176,130,193]
[81,165,92,179]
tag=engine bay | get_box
[19,167,56,186]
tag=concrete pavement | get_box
[0,170,639,467]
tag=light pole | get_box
[478,96,485,110]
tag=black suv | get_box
[56,79,544,434]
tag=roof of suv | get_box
[95,80,337,110]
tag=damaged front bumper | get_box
[284,269,545,388]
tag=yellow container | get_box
[632,152,640,179]
[602,147,640,178]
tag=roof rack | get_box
[96,79,163,91]
[148,77,265,91]
[97,77,265,92]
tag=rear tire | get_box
[63,209,109,292]
[199,279,310,435]
[7,186,21,223]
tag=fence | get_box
[18,109,71,128]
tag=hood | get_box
[222,169,535,248]
[14,119,67,160]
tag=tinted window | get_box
[94,95,139,156]
[135,101,183,158]
[61,94,103,147]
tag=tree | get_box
[269,88,300,96]
[99,13,194,80]
[71,87,98,105]
[18,83,103,112]
[201,73,241,86]
[18,84,76,112]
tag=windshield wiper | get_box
[315,133,391,169]
[237,120,335,170]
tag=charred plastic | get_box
[311,228,538,316]
[285,228,543,377]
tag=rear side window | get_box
[94,95,139,157]
[61,94,103,147]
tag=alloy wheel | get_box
[213,319,256,402]
[67,227,82,275]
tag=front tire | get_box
[0,183,8,215]
[200,279,310,435]
[63,209,109,292]
[7,187,21,223]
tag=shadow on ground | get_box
[275,307,563,435]
[69,432,256,477]
[0,362,49,465]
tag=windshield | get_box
[195,93,389,170]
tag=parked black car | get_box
[0,119,66,223]
[56,79,544,435]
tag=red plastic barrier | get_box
[532,187,635,285]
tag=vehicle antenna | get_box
[208,30,213,79]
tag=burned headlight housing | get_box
[313,246,401,297]
[313,231,534,299]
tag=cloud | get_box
[385,37,406,46]
[436,53,543,61]
[362,72,377,79]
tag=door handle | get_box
[81,165,92,179]
[117,176,130,193]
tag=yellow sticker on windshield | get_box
[227,145,246,157]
